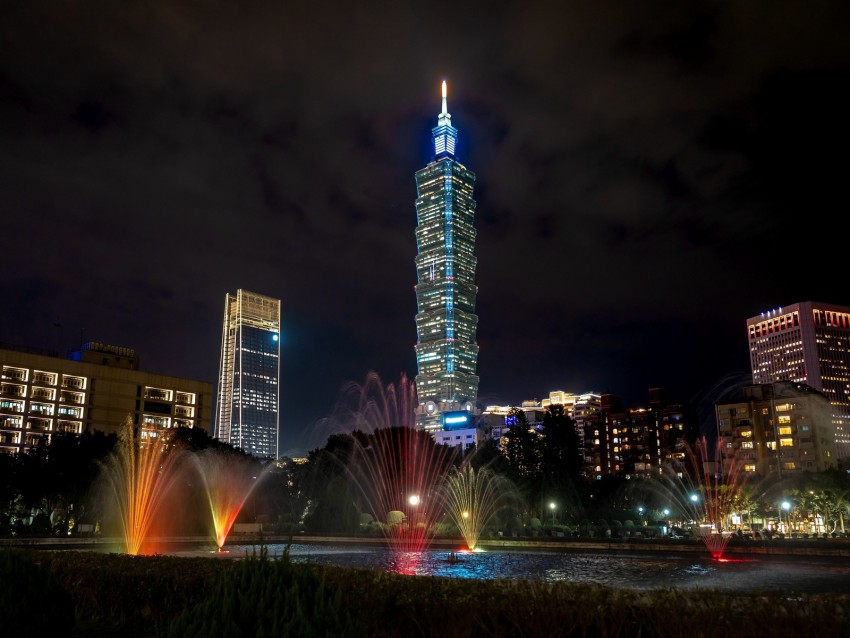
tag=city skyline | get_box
[3,1,848,455]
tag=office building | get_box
[413,81,480,432]
[215,289,281,459]
[715,381,837,474]
[747,301,850,460]
[1,342,212,455]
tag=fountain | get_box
[652,435,750,559]
[98,416,185,555]
[442,463,516,551]
[349,424,458,559]
[319,373,460,567]
[191,449,273,551]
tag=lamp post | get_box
[408,494,420,531]
[781,500,791,534]
[549,502,556,526]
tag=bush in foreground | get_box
[166,546,363,638]
[27,547,850,637]
[0,548,74,634]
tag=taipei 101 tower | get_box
[413,81,480,432]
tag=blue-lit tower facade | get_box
[215,289,281,458]
[413,82,480,432]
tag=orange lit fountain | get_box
[192,449,272,551]
[100,417,184,555]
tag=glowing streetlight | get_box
[781,500,791,533]
[549,502,556,526]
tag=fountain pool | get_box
[171,542,850,594]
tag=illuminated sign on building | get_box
[442,410,471,430]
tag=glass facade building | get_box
[413,82,480,431]
[215,289,280,458]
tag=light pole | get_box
[408,494,420,531]
[549,502,556,526]
[781,500,791,534]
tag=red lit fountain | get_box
[328,372,459,569]
[654,436,750,560]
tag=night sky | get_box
[3,1,848,456]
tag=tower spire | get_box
[433,79,457,158]
[441,80,448,115]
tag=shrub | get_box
[0,548,74,633]
[166,546,364,638]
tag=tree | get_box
[539,404,583,488]
[503,409,539,479]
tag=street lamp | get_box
[781,500,791,533]
[549,502,556,526]
[407,494,420,531]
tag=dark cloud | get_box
[2,0,848,454]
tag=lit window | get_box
[780,438,794,447]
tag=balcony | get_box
[1,384,25,397]
[31,388,55,401]
[0,401,24,413]
[62,377,85,390]
[2,368,27,382]
[145,388,172,401]
[1,417,23,429]
[57,420,82,434]
[27,418,52,432]
[33,372,57,385]
[60,391,84,404]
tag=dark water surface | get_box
[175,542,850,594]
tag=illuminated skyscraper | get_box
[215,289,280,458]
[413,82,480,431]
[747,301,850,460]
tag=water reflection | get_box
[200,543,850,594]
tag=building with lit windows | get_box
[715,381,836,474]
[0,342,212,456]
[413,82,480,432]
[747,301,850,460]
[215,289,280,459]
[586,389,697,479]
